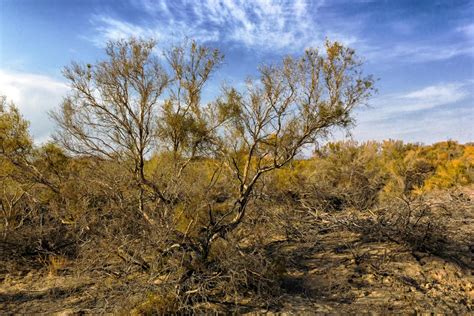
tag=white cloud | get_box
[90,14,220,49]
[457,23,474,38]
[90,0,474,65]
[0,70,68,143]
[346,81,474,143]
[355,22,474,64]
[362,41,474,64]
[92,16,158,46]
[401,82,469,107]
[362,82,471,121]
[352,106,473,144]
[91,0,331,52]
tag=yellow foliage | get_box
[131,292,179,315]
[47,255,68,276]
[423,145,473,190]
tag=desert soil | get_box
[1,189,473,314]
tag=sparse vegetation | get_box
[1,39,473,314]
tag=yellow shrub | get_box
[131,292,179,315]
[48,255,68,276]
[423,144,473,190]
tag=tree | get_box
[53,38,226,223]
[52,38,374,262]
[53,39,225,223]
[155,40,224,207]
[0,96,33,167]
[0,97,62,234]
[190,41,375,258]
[1,96,60,192]
[159,40,223,160]
[0,96,32,233]
[52,39,172,221]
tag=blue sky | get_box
[1,0,473,144]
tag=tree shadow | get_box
[0,284,91,314]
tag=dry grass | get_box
[1,187,472,314]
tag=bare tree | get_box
[52,39,169,219]
[199,41,375,257]
[52,39,226,219]
[51,38,374,265]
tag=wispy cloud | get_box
[401,82,470,108]
[91,0,332,52]
[362,81,472,121]
[352,16,474,64]
[362,40,474,64]
[90,0,474,66]
[457,23,474,38]
[92,16,157,45]
[0,70,68,143]
[349,81,474,143]
[353,105,473,144]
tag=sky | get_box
[0,0,473,144]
